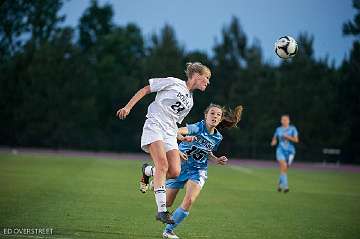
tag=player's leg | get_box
[166,188,180,207]
[278,159,289,192]
[140,149,181,193]
[166,168,187,207]
[140,157,158,193]
[282,152,294,193]
[166,149,181,179]
[148,140,175,224]
[164,133,181,179]
[276,148,288,192]
[140,120,161,193]
[142,149,180,181]
[287,153,295,167]
[165,169,206,234]
[164,180,202,235]
[180,180,202,210]
[140,162,153,193]
[141,135,181,193]
[163,176,187,238]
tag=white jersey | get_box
[146,77,193,133]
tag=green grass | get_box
[0,153,359,239]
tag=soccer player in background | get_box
[116,62,211,224]
[142,104,243,239]
[271,114,299,193]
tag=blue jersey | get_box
[179,120,223,170]
[273,125,298,153]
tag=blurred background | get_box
[1,0,359,163]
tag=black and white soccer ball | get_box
[274,36,298,59]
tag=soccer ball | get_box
[274,36,298,59]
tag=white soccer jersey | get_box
[146,77,193,131]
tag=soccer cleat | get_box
[163,230,180,239]
[139,163,150,193]
[277,187,282,192]
[284,188,290,193]
[156,211,175,224]
[140,181,148,193]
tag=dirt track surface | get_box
[1,147,359,173]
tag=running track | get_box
[0,147,359,173]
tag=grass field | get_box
[1,153,360,239]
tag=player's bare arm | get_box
[116,85,151,119]
[177,127,196,142]
[271,136,277,146]
[209,152,228,165]
[176,127,195,161]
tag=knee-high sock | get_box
[154,186,167,212]
[145,165,155,177]
[279,173,288,189]
[278,174,283,186]
[283,173,288,188]
[165,207,189,232]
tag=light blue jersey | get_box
[274,125,298,162]
[179,120,223,170]
[166,120,222,189]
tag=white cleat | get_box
[163,231,179,239]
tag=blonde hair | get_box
[185,62,211,79]
[204,103,243,129]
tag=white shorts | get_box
[141,118,178,153]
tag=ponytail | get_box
[218,105,243,129]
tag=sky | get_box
[60,0,356,66]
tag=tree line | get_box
[1,0,359,163]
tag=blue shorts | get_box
[276,148,295,165]
[166,166,208,189]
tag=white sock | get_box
[154,185,167,212]
[145,165,155,177]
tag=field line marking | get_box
[228,165,253,174]
[1,234,74,239]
